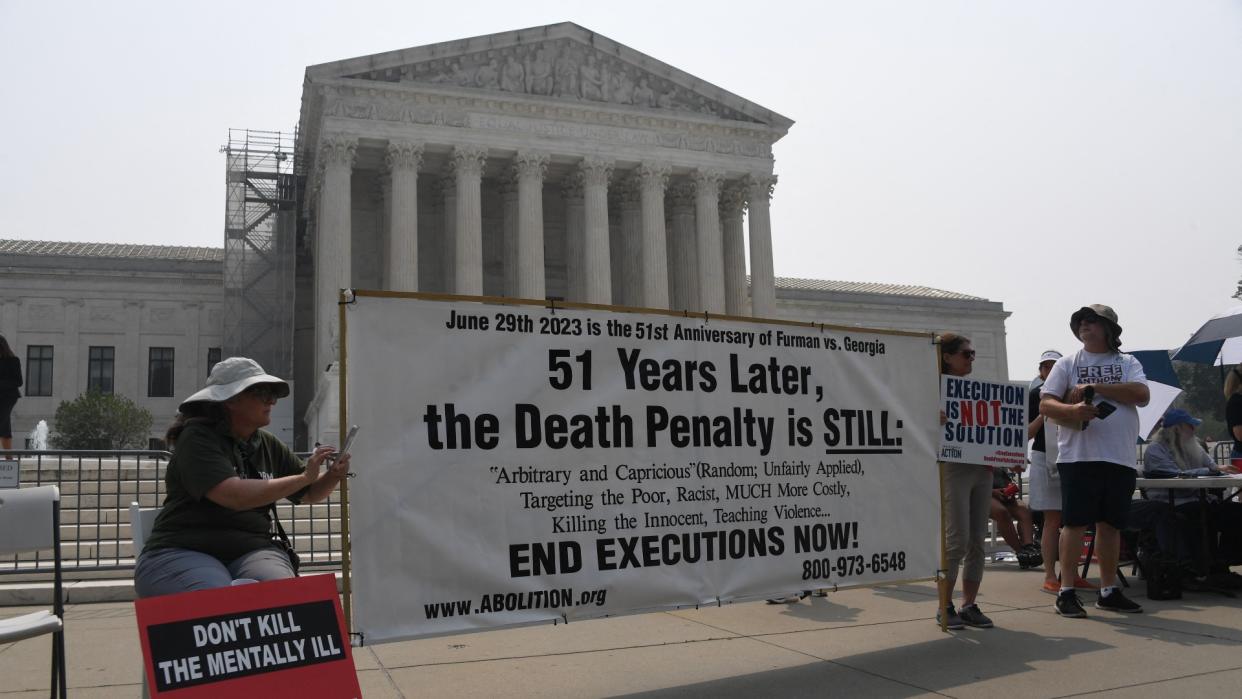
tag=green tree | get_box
[1172,361,1229,440]
[51,390,154,449]
[1235,243,1242,300]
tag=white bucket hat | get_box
[179,357,289,412]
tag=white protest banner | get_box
[937,375,1028,467]
[345,294,941,643]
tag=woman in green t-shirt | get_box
[134,357,350,597]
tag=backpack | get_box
[1138,535,1182,600]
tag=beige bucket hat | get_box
[179,357,289,412]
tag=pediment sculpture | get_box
[343,38,760,124]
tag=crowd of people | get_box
[938,304,1242,628]
[113,302,1240,615]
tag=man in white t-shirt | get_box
[1040,304,1149,618]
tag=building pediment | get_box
[305,22,793,131]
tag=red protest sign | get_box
[135,574,360,698]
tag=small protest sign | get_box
[938,376,1028,467]
[0,459,17,488]
[134,574,358,698]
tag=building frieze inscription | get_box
[467,113,768,158]
[324,92,771,159]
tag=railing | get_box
[1212,441,1236,466]
[0,450,344,579]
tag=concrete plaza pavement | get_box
[3,564,1242,698]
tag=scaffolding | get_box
[221,129,299,377]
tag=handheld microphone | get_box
[1081,386,1095,430]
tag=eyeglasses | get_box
[244,385,281,403]
[958,350,976,359]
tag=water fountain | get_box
[32,419,49,450]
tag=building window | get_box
[148,347,175,397]
[207,347,221,376]
[87,346,115,394]
[25,346,53,396]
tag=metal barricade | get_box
[1213,441,1235,466]
[0,450,343,579]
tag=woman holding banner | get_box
[937,333,994,629]
[134,357,351,598]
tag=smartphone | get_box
[1094,401,1117,420]
[333,425,360,461]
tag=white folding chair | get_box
[129,502,160,553]
[129,502,161,699]
[0,485,67,698]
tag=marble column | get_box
[720,181,748,316]
[386,141,423,292]
[515,151,550,300]
[316,134,356,369]
[616,176,643,307]
[452,145,488,295]
[439,175,457,293]
[667,181,699,311]
[376,175,392,287]
[499,172,519,297]
[579,157,613,305]
[692,170,726,314]
[636,164,671,310]
[561,174,586,302]
[745,174,778,318]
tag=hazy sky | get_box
[2,0,1240,379]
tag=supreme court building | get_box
[294,23,1008,444]
[0,24,1010,449]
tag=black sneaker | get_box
[1055,590,1087,618]
[1096,588,1143,613]
[1207,571,1242,590]
[959,603,994,628]
[1023,544,1044,569]
[936,604,965,630]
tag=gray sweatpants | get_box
[941,462,992,586]
[134,546,295,598]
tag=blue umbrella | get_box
[1171,305,1242,365]
[1130,349,1182,439]
[1131,350,1180,386]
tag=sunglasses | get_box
[244,385,282,403]
[957,350,976,359]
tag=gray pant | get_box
[942,462,992,586]
[134,546,295,598]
